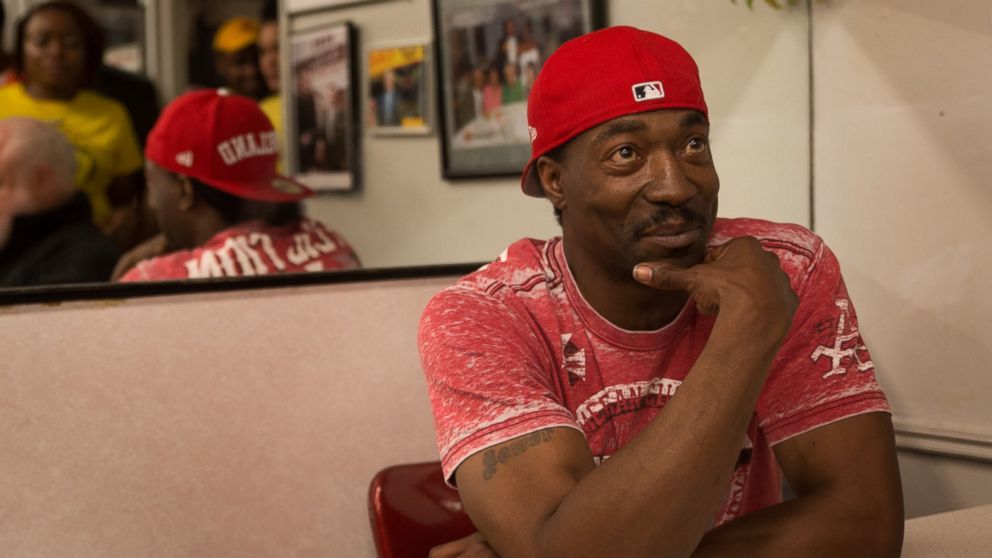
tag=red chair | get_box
[368,461,477,558]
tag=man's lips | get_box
[639,223,703,249]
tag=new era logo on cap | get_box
[632,81,665,102]
[176,151,194,167]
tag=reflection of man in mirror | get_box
[257,0,283,168]
[0,117,119,286]
[115,89,360,282]
[212,17,264,99]
[421,26,903,558]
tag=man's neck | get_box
[185,210,234,251]
[562,240,690,331]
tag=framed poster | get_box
[367,41,432,135]
[287,20,360,192]
[432,0,604,179]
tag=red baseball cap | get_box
[521,26,708,197]
[146,88,312,202]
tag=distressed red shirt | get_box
[419,218,889,525]
[120,218,360,281]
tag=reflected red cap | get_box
[146,88,312,202]
[521,26,708,197]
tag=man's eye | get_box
[686,137,709,154]
[609,145,637,162]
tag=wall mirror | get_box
[0,0,812,304]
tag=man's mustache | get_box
[631,206,708,236]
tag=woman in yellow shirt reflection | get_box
[0,1,142,234]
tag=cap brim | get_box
[202,174,314,202]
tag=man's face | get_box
[546,109,719,279]
[258,22,280,93]
[22,8,87,96]
[215,47,261,98]
[145,161,192,250]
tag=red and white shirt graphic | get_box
[120,218,360,281]
[419,218,890,525]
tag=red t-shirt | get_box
[120,218,360,281]
[419,218,889,526]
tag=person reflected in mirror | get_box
[0,3,16,86]
[0,1,143,242]
[114,89,360,282]
[212,16,264,100]
[0,117,119,286]
[257,0,284,171]
[420,26,903,558]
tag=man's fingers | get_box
[704,242,730,264]
[633,263,697,292]
[428,532,496,558]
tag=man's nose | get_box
[643,151,697,206]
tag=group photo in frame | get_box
[366,41,433,135]
[433,0,603,179]
[287,20,360,192]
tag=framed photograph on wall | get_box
[287,20,360,192]
[432,0,604,179]
[367,41,432,136]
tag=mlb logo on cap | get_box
[633,81,665,102]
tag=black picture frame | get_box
[432,0,605,179]
[287,20,361,192]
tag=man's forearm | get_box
[691,480,903,558]
[494,322,782,558]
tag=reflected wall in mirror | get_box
[0,0,811,299]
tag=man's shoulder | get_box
[712,217,830,294]
[427,237,560,309]
[712,217,823,258]
[121,249,197,282]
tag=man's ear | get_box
[176,177,196,211]
[536,155,566,213]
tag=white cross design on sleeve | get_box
[810,299,875,379]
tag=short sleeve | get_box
[757,240,890,445]
[419,288,580,484]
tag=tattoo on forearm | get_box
[482,430,554,481]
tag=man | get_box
[257,0,282,144]
[212,16,263,99]
[115,89,360,282]
[0,117,119,286]
[419,26,903,558]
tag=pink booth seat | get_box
[368,461,477,558]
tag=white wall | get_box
[298,0,811,268]
[812,0,992,515]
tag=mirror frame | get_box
[0,263,483,307]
